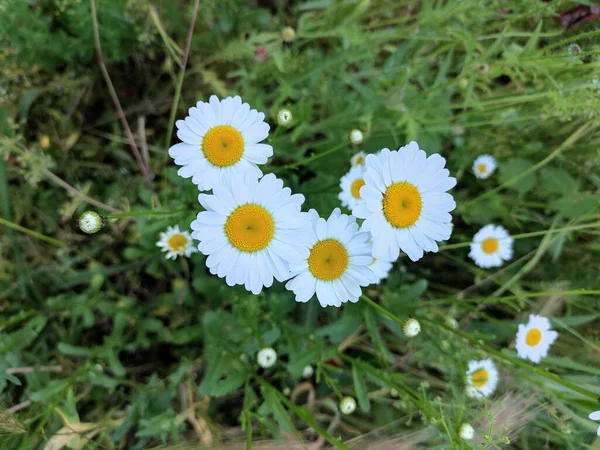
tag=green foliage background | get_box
[1,0,599,448]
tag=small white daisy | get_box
[589,410,600,436]
[169,95,273,191]
[473,154,497,179]
[257,347,277,368]
[466,359,499,399]
[156,225,197,260]
[349,130,364,146]
[516,314,558,363]
[340,396,357,415]
[369,255,393,283]
[352,142,456,262]
[339,166,367,210]
[350,150,366,167]
[285,208,376,308]
[191,173,310,294]
[468,224,513,269]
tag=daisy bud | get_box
[390,388,399,398]
[459,423,475,440]
[446,317,459,329]
[349,129,364,145]
[277,109,292,126]
[283,387,291,396]
[339,396,356,415]
[302,365,314,379]
[281,26,296,43]
[403,318,421,338]
[78,211,103,234]
[257,347,277,369]
[466,386,478,399]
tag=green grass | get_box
[0,0,599,449]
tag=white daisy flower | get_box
[589,410,600,436]
[339,166,366,210]
[190,173,310,294]
[459,423,475,440]
[285,208,376,308]
[473,154,496,179]
[352,142,456,262]
[466,359,499,399]
[257,347,277,368]
[169,95,273,191]
[468,224,513,269]
[349,130,364,146]
[369,255,393,283]
[340,396,356,415]
[156,225,197,260]
[515,314,558,363]
[350,150,366,167]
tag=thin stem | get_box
[43,169,120,214]
[163,0,201,158]
[89,0,152,186]
[278,142,348,170]
[0,216,65,248]
[106,207,188,220]
[439,222,600,251]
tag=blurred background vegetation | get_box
[1,0,599,448]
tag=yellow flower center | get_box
[308,239,349,281]
[350,179,365,199]
[168,234,188,252]
[471,368,488,388]
[481,237,499,254]
[382,182,422,228]
[202,125,244,167]
[355,156,365,166]
[526,328,542,346]
[224,204,274,252]
[477,163,487,173]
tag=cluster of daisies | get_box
[465,314,559,400]
[158,95,457,308]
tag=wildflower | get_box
[276,109,292,126]
[156,225,197,260]
[446,317,459,329]
[473,154,497,179]
[352,142,456,262]
[78,211,103,234]
[257,347,277,368]
[281,26,296,43]
[350,150,366,167]
[515,314,558,363]
[254,46,268,63]
[465,386,477,398]
[589,410,600,436]
[459,423,475,440]
[40,135,50,149]
[349,129,364,146]
[466,359,499,399]
[191,173,310,295]
[302,365,314,378]
[340,396,356,415]
[468,224,513,268]
[285,208,376,307]
[339,166,366,209]
[169,95,273,191]
[369,255,393,283]
[403,318,421,337]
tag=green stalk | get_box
[105,207,187,220]
[0,216,64,247]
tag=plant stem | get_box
[278,142,348,170]
[105,207,187,220]
[0,216,64,248]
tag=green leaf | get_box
[498,158,536,196]
[364,308,394,363]
[0,371,21,386]
[19,89,40,119]
[556,194,598,219]
[352,363,370,412]
[210,371,247,397]
[540,167,577,195]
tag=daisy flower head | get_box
[191,173,311,295]
[277,108,292,126]
[589,410,600,436]
[352,142,457,262]
[349,129,364,146]
[350,151,366,167]
[466,359,499,399]
[78,211,103,234]
[469,224,513,268]
[156,225,197,260]
[516,314,558,363]
[369,255,393,283]
[169,95,273,191]
[340,396,357,415]
[285,208,376,308]
[473,154,496,179]
[339,166,367,210]
[459,423,475,440]
[257,347,277,368]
